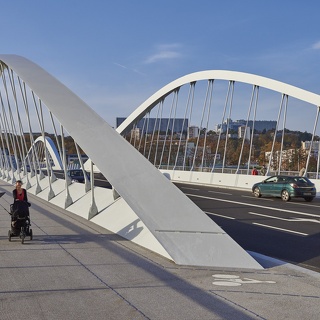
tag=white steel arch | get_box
[0,54,262,269]
[117,70,320,135]
[26,136,63,170]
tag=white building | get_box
[130,128,140,140]
[238,126,251,140]
[188,126,199,139]
[301,141,320,151]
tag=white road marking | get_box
[242,195,274,201]
[253,223,308,236]
[181,187,200,191]
[248,212,320,224]
[248,211,291,221]
[212,274,276,287]
[204,211,235,219]
[293,218,320,224]
[185,193,320,218]
[208,190,233,196]
[283,201,320,208]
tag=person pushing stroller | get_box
[9,180,32,242]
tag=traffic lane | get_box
[174,184,320,272]
[176,180,320,213]
[210,214,320,273]
[174,183,320,235]
[186,193,320,236]
[175,182,320,215]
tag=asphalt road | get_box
[174,182,320,273]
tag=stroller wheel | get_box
[8,230,11,242]
[29,229,33,240]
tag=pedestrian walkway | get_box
[0,182,319,320]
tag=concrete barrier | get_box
[160,169,320,197]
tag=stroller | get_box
[8,200,33,244]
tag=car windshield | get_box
[265,176,278,183]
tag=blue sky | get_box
[2,0,320,129]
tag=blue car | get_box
[252,175,316,202]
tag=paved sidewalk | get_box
[0,183,319,320]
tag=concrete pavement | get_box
[0,182,319,320]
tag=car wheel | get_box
[304,197,314,202]
[253,187,261,198]
[281,190,291,201]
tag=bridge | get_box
[1,54,320,270]
[0,184,319,319]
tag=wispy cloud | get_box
[113,62,127,69]
[144,44,183,64]
[311,41,320,50]
[113,62,146,76]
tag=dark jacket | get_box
[13,188,28,202]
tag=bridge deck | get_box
[0,182,319,320]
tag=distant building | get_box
[227,133,238,139]
[301,141,320,158]
[215,119,277,134]
[188,126,199,139]
[238,126,251,140]
[302,141,320,151]
[130,128,140,141]
[250,120,277,132]
[265,148,300,171]
[116,117,188,135]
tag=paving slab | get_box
[0,183,319,320]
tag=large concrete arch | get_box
[0,55,262,268]
[117,70,320,134]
